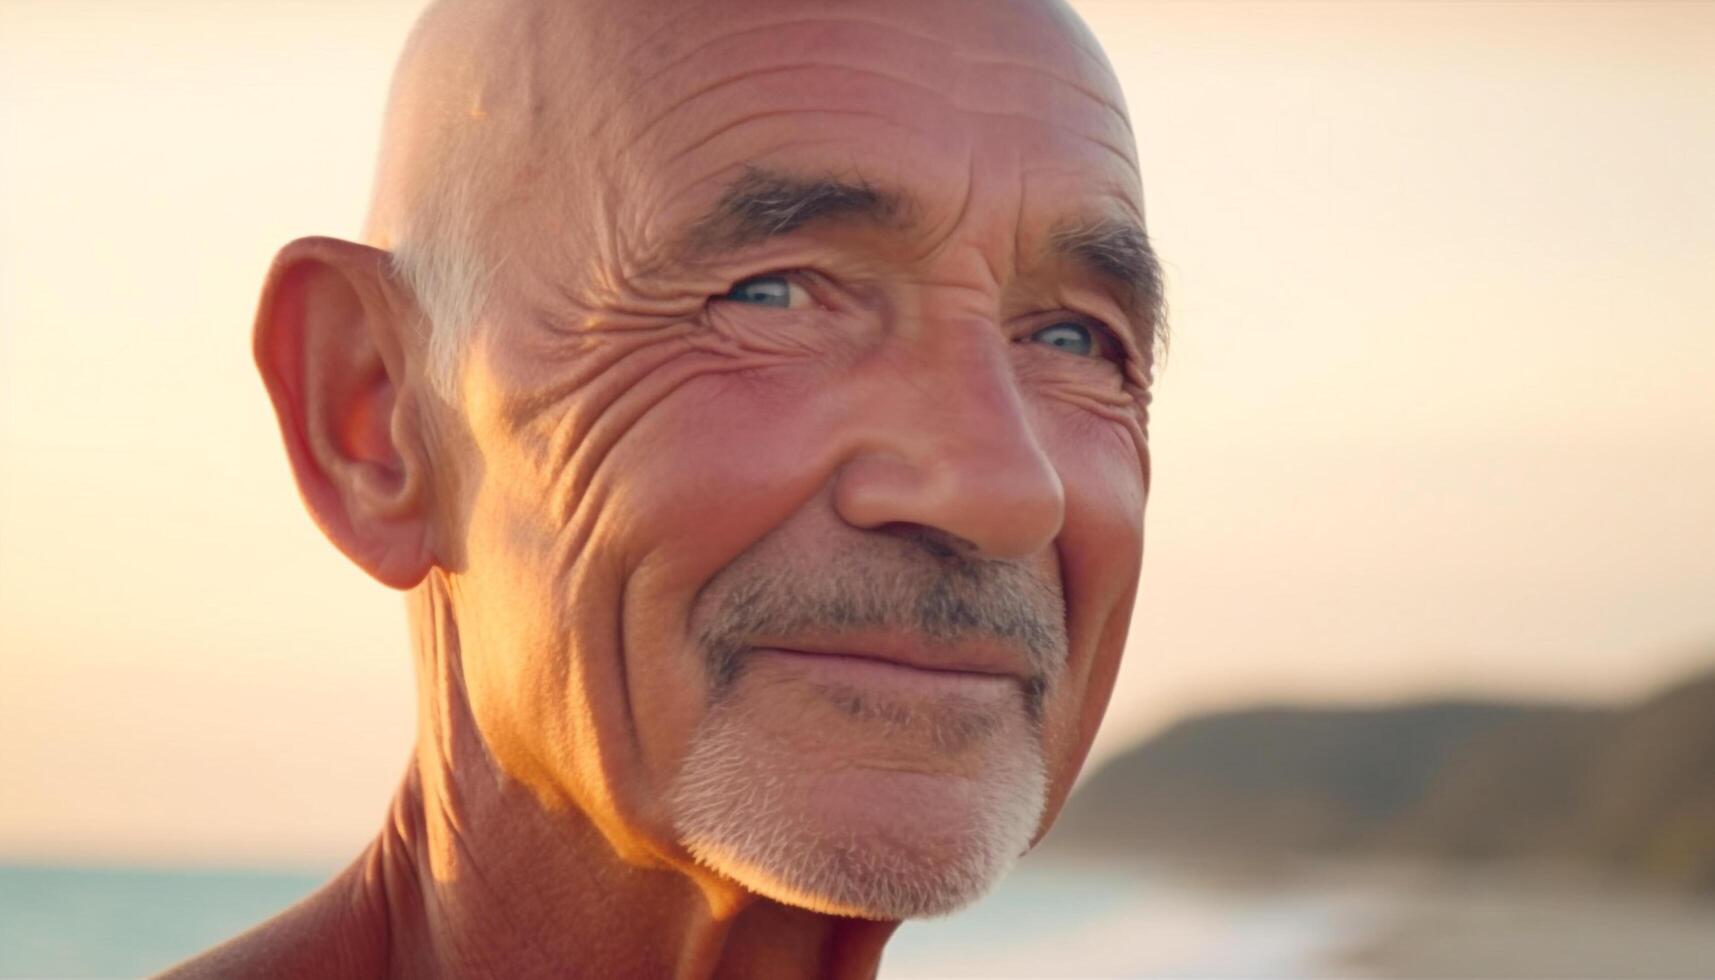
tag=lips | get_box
[748,650,1020,710]
[747,628,1034,682]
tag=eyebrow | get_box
[680,166,1166,359]
[682,167,907,255]
[1051,216,1167,360]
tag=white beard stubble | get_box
[666,529,1064,919]
[667,682,1048,920]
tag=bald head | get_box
[365,0,1141,394]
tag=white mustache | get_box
[695,538,1067,696]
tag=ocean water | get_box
[0,860,1361,978]
[0,864,327,978]
[884,860,1372,978]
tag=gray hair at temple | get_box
[362,0,504,400]
[384,170,492,399]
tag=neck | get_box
[333,574,898,979]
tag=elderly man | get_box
[171,0,1160,975]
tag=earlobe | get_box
[255,236,435,589]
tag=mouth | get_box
[756,630,1031,676]
[746,633,1033,702]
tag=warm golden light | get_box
[1,0,1710,872]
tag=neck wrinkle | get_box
[394,572,581,977]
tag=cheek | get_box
[453,339,862,833]
[1035,406,1148,806]
[451,323,843,811]
[607,364,846,578]
[454,478,613,812]
[603,364,852,800]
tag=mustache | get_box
[695,538,1068,703]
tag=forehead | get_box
[529,0,1141,261]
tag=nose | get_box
[832,322,1065,560]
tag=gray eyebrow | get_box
[682,166,908,255]
[680,167,1166,360]
[1051,216,1167,360]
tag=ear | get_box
[255,236,435,589]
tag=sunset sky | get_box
[2,0,1711,867]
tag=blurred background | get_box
[2,0,1712,976]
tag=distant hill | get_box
[1047,666,1715,892]
[1578,670,1715,889]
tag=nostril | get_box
[830,439,1061,561]
[874,522,978,560]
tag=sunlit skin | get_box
[165,1,1155,977]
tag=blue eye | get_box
[1029,322,1096,357]
[722,275,792,307]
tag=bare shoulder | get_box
[155,859,392,980]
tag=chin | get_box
[667,677,1048,920]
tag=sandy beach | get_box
[989,851,1715,979]
[1323,861,1715,979]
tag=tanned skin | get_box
[164,1,1157,977]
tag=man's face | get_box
[433,0,1153,918]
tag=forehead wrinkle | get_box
[753,8,1116,90]
[607,11,1131,161]
[628,64,946,154]
[605,0,696,68]
[633,8,1101,91]
[717,105,1134,194]
[602,13,953,148]
[966,110,1138,180]
[647,97,1135,197]
[1056,130,1139,181]
[818,7,1128,140]
[1030,2,1129,95]
[636,13,1130,135]
[641,61,1115,151]
[952,54,1131,134]
[663,103,942,177]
